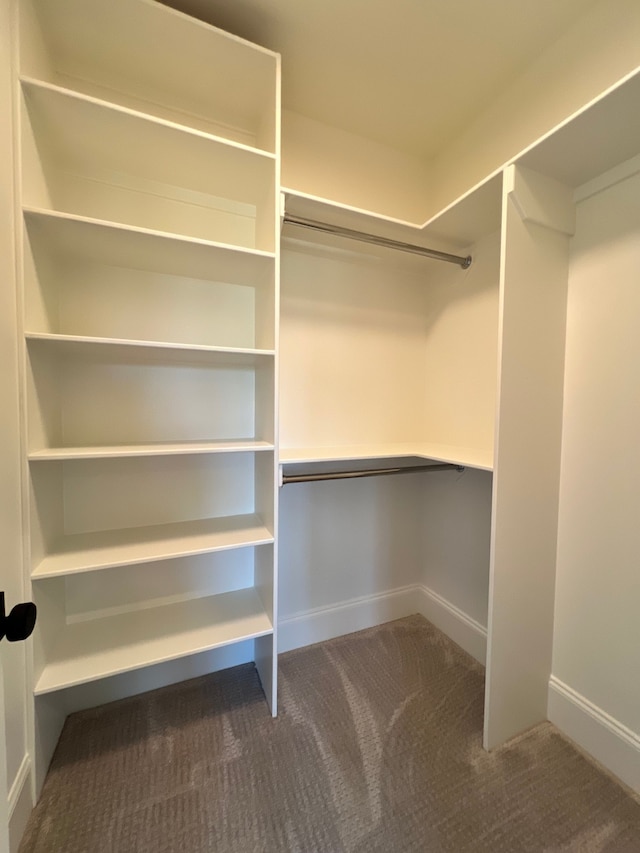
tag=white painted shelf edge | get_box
[28,440,275,461]
[25,332,275,364]
[279,443,493,471]
[32,514,275,579]
[34,587,273,695]
[23,206,277,261]
[21,76,278,162]
[282,187,419,230]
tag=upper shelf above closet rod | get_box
[281,462,464,485]
[283,214,473,269]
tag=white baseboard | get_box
[278,585,419,653]
[415,585,487,665]
[8,756,32,853]
[278,583,487,665]
[548,676,640,795]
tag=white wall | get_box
[551,168,640,765]
[281,110,431,222]
[278,239,429,646]
[420,229,500,453]
[423,0,640,218]
[279,474,425,614]
[279,239,430,449]
[420,469,492,631]
[415,230,499,663]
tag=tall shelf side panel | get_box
[255,53,280,716]
[484,164,573,749]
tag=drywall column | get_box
[484,164,573,749]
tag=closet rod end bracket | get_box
[461,256,472,270]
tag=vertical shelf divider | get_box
[484,163,573,748]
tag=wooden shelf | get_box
[32,514,274,579]
[28,440,275,461]
[21,0,278,151]
[19,0,280,729]
[34,587,273,695]
[21,77,276,162]
[21,79,276,250]
[517,69,640,188]
[283,178,502,255]
[280,443,493,472]
[23,207,276,351]
[25,332,275,367]
[23,208,276,282]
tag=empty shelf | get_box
[32,514,274,579]
[34,587,273,694]
[25,333,275,367]
[280,443,493,471]
[19,0,278,153]
[28,440,275,461]
[23,208,276,282]
[21,77,276,201]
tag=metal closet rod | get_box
[283,214,472,269]
[282,462,464,485]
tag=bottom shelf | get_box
[34,587,273,695]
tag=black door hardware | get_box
[0,592,36,643]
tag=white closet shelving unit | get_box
[16,0,280,785]
[9,0,640,805]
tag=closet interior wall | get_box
[279,237,430,643]
[550,163,640,786]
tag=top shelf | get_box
[517,70,640,189]
[19,0,280,153]
[20,79,277,251]
[282,175,503,258]
[280,443,493,472]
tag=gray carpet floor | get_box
[19,615,640,852]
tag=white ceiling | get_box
[164,0,602,160]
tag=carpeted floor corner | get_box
[19,615,640,852]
